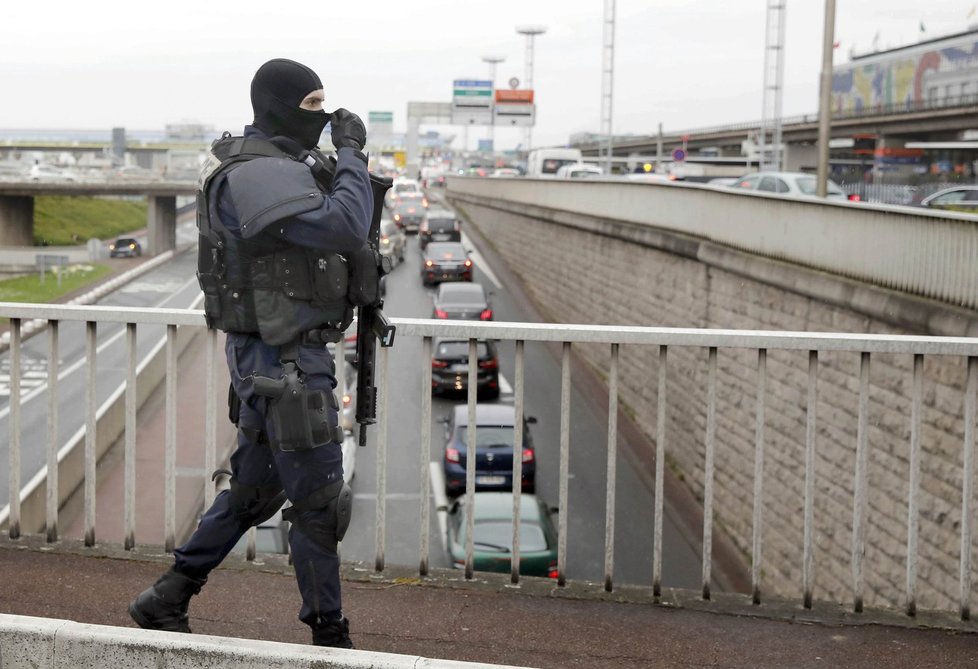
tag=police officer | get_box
[128,58,372,649]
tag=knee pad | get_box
[282,479,352,553]
[228,476,287,529]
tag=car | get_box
[418,211,462,249]
[919,186,978,211]
[397,191,429,209]
[445,492,559,579]
[385,178,423,208]
[432,282,493,320]
[109,237,142,258]
[390,200,426,234]
[379,217,406,265]
[28,163,76,183]
[441,403,536,497]
[731,171,848,200]
[431,337,500,399]
[555,164,604,179]
[421,241,472,286]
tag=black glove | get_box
[329,108,366,152]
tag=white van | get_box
[526,148,584,178]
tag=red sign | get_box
[495,89,534,103]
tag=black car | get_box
[431,337,500,399]
[109,237,142,258]
[441,403,536,497]
[421,242,472,286]
[419,211,462,250]
[432,282,492,320]
[390,200,426,234]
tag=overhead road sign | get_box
[452,78,494,126]
[495,89,534,103]
[494,103,535,127]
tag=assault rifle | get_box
[299,148,393,447]
[354,172,395,446]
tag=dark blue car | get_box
[441,404,537,498]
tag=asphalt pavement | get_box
[2,535,977,669]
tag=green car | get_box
[446,492,559,579]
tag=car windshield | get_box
[427,244,466,260]
[458,520,548,553]
[542,158,579,174]
[437,341,490,358]
[455,425,513,448]
[795,176,844,196]
[116,238,137,245]
[394,183,419,193]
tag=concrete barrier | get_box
[0,614,534,669]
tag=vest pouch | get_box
[346,244,380,307]
[251,258,301,345]
[313,254,349,302]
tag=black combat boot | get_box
[128,566,206,633]
[312,615,353,649]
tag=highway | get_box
[0,209,704,591]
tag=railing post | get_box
[603,343,619,593]
[751,349,766,605]
[702,347,717,600]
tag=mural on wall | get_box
[832,32,978,114]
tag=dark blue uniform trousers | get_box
[174,333,346,626]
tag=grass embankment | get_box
[34,195,147,246]
[0,195,147,309]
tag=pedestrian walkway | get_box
[1,536,976,669]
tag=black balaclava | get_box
[250,58,328,150]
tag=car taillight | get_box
[342,393,352,408]
[394,213,401,222]
[432,359,449,368]
[478,357,498,370]
[479,309,493,320]
[547,561,559,579]
[446,447,460,463]
[848,194,861,202]
[463,259,472,268]
[381,235,390,245]
[425,260,434,267]
[522,448,534,463]
[434,308,449,319]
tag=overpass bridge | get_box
[2,178,978,666]
[0,180,196,255]
[575,96,978,175]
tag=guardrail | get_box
[1,303,977,620]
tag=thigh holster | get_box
[251,361,343,452]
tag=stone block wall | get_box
[454,197,977,613]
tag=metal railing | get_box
[2,302,978,620]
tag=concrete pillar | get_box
[0,196,35,246]
[147,195,176,256]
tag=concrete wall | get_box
[448,184,978,613]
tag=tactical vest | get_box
[196,134,353,345]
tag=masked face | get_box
[250,59,329,150]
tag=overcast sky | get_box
[3,1,977,150]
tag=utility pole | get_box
[482,55,505,157]
[600,0,616,174]
[516,25,547,155]
[816,0,837,197]
[759,1,786,171]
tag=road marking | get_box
[498,373,512,396]
[0,275,202,421]
[460,232,501,290]
[429,461,450,553]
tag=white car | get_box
[730,171,848,200]
[555,164,604,179]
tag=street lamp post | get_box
[482,55,505,156]
[516,25,547,155]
